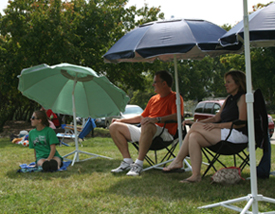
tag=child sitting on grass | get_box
[29,110,63,172]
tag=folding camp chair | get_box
[131,120,189,171]
[202,89,269,177]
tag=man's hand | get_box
[111,118,121,123]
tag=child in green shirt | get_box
[29,110,63,172]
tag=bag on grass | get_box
[211,166,245,185]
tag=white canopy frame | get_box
[199,1,275,213]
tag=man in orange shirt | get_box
[109,70,184,176]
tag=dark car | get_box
[193,100,274,138]
[194,100,225,121]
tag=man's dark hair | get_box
[155,70,173,87]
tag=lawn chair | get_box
[131,120,189,171]
[202,89,270,177]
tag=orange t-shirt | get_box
[141,91,184,136]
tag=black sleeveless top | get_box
[220,91,247,136]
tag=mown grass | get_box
[1,135,275,213]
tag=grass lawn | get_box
[1,133,275,214]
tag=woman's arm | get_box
[234,94,247,129]
[184,96,229,127]
[203,94,247,131]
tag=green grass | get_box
[1,136,275,213]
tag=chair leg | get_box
[237,151,250,170]
[154,151,157,164]
[132,142,155,166]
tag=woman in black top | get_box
[163,70,247,183]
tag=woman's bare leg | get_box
[163,122,221,175]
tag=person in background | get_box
[40,107,60,128]
[109,70,184,176]
[163,70,247,183]
[28,110,63,172]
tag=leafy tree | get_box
[0,0,163,130]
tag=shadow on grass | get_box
[106,169,275,207]
[6,158,125,180]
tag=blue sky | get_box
[0,0,273,26]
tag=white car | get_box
[105,104,143,128]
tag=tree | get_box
[0,0,163,130]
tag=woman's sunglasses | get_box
[31,116,39,120]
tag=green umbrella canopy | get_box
[18,63,129,118]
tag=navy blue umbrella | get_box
[220,2,275,48]
[103,18,241,157]
[104,19,240,63]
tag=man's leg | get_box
[127,123,157,176]
[109,122,132,158]
[109,122,134,173]
[137,123,157,161]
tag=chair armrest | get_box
[224,120,247,141]
[232,120,247,126]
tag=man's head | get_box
[153,70,173,95]
[155,70,173,87]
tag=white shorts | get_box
[221,128,248,143]
[127,124,174,142]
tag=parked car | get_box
[94,117,106,128]
[105,104,144,128]
[194,100,225,121]
[268,115,274,138]
[193,100,274,138]
[184,111,193,118]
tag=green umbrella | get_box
[18,63,129,165]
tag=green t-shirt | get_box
[29,126,63,161]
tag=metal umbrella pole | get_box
[174,55,192,172]
[62,77,112,166]
[199,1,275,213]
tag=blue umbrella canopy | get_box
[220,2,275,48]
[103,19,241,63]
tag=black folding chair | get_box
[202,89,269,177]
[131,120,187,171]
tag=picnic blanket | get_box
[17,161,72,173]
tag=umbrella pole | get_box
[174,55,192,172]
[199,1,275,212]
[63,79,112,166]
[72,79,80,164]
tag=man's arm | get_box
[141,113,178,125]
[154,113,178,123]
[112,115,142,124]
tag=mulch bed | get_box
[0,120,111,139]
[0,120,33,138]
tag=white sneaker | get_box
[126,163,143,176]
[111,161,132,173]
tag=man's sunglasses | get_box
[31,116,39,120]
